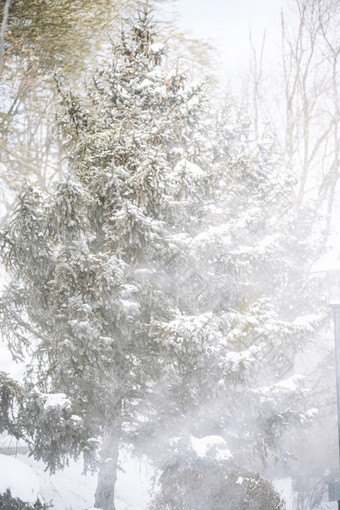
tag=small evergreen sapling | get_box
[149,456,286,510]
[0,490,51,510]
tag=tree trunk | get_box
[94,416,121,510]
[0,0,12,76]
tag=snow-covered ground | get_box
[0,454,40,503]
[0,448,154,510]
[1,439,338,509]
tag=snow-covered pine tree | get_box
[0,8,212,510]
[0,7,328,510]
[203,106,329,477]
[138,102,328,484]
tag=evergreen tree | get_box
[138,102,327,479]
[0,9,210,510]
[0,8,328,510]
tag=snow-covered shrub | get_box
[0,489,51,510]
[149,459,285,510]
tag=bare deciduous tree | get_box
[247,0,340,232]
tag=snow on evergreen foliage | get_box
[0,6,329,509]
[149,457,285,510]
[0,490,49,510]
[0,371,25,438]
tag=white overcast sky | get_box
[159,0,286,79]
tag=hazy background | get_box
[160,0,284,80]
